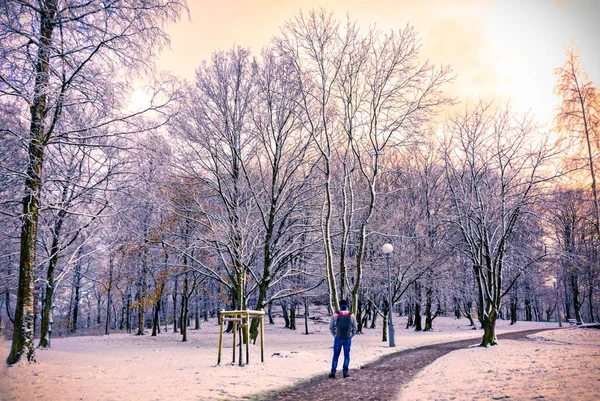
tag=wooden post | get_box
[260,315,264,363]
[217,315,224,365]
[238,322,242,366]
[245,310,250,364]
[232,320,237,364]
[217,310,265,365]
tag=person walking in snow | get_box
[328,299,357,378]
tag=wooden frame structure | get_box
[217,309,265,365]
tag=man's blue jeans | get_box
[331,337,352,374]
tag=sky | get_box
[154,0,600,126]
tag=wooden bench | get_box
[567,318,582,326]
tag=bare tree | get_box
[243,49,320,340]
[555,46,600,236]
[170,47,257,312]
[276,10,453,315]
[275,10,346,311]
[336,25,452,316]
[443,102,556,346]
[545,187,596,323]
[37,137,115,347]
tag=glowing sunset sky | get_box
[156,0,600,125]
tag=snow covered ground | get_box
[398,325,600,401]
[1,313,595,401]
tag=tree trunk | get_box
[181,274,189,342]
[414,299,422,332]
[87,297,92,328]
[136,264,146,336]
[112,304,118,331]
[172,279,178,333]
[72,260,81,333]
[510,295,518,325]
[104,288,111,335]
[524,282,533,322]
[323,171,339,312]
[480,314,498,347]
[181,295,189,341]
[203,289,209,322]
[179,289,185,335]
[289,303,296,330]
[267,302,274,324]
[453,296,461,319]
[96,293,102,325]
[119,292,127,331]
[351,193,377,316]
[524,299,532,321]
[195,295,200,330]
[589,276,596,323]
[564,277,572,320]
[40,172,77,346]
[281,303,290,328]
[405,302,414,329]
[413,281,422,331]
[423,286,435,331]
[571,271,583,323]
[162,297,168,332]
[250,280,269,342]
[33,287,41,339]
[370,306,378,329]
[7,0,58,366]
[126,293,132,333]
[39,216,65,347]
[361,304,370,330]
[304,297,309,335]
[151,300,160,336]
[462,301,475,327]
[104,259,114,335]
[39,269,55,347]
[356,298,364,334]
[235,270,244,313]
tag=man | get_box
[329,299,357,378]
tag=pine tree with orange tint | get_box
[554,46,600,235]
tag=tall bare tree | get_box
[338,25,452,314]
[170,47,256,311]
[276,10,452,314]
[555,46,600,236]
[37,137,115,347]
[275,10,346,311]
[243,49,320,340]
[546,187,596,323]
[444,102,556,346]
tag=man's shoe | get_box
[343,373,350,378]
[328,373,336,379]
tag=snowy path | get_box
[254,329,553,401]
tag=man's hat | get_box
[339,299,348,307]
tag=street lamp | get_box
[382,243,395,347]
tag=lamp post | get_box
[382,243,395,347]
